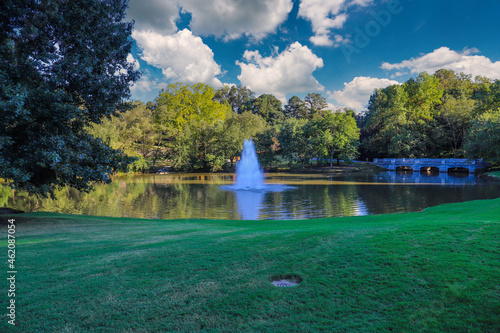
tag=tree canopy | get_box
[91,69,500,174]
[0,0,139,196]
[360,70,500,161]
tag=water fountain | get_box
[220,139,293,219]
[234,139,264,190]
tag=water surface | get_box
[1,172,499,220]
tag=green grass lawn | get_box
[1,199,499,332]
[487,171,500,178]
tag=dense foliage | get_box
[0,0,139,196]
[89,83,360,172]
[463,108,500,164]
[360,69,500,162]
[89,69,500,174]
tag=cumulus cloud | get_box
[127,0,293,41]
[130,76,157,94]
[381,47,500,79]
[129,73,163,102]
[182,0,293,40]
[127,0,179,35]
[298,0,371,46]
[126,0,296,91]
[132,29,223,87]
[237,42,324,101]
[329,76,400,111]
[118,54,140,75]
[127,54,140,71]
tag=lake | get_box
[2,171,500,220]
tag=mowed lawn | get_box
[1,198,499,332]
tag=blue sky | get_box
[126,0,500,112]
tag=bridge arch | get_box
[420,166,440,173]
[448,167,470,173]
[396,165,413,172]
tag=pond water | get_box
[2,172,499,220]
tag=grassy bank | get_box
[1,199,499,332]
[487,171,500,179]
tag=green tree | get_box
[436,96,476,157]
[280,118,314,167]
[472,75,494,114]
[434,69,474,100]
[464,108,500,164]
[361,84,410,157]
[213,85,255,114]
[155,83,231,171]
[284,96,307,118]
[304,93,328,119]
[254,126,281,168]
[0,0,139,196]
[361,73,443,158]
[252,94,285,125]
[323,111,360,167]
[218,112,266,168]
[87,101,159,172]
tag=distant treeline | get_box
[88,69,500,172]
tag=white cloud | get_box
[129,74,163,102]
[131,76,157,94]
[118,54,140,76]
[127,0,180,35]
[237,42,324,101]
[127,0,293,41]
[127,54,140,71]
[381,47,500,79]
[182,0,293,40]
[132,29,223,87]
[298,0,371,46]
[329,76,399,111]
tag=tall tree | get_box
[435,97,476,157]
[361,73,443,158]
[280,118,314,167]
[217,112,266,168]
[304,93,328,119]
[0,0,140,196]
[252,94,284,125]
[361,84,410,157]
[254,126,281,168]
[284,96,307,118]
[464,108,500,164]
[87,101,159,172]
[155,83,232,171]
[213,85,255,114]
[433,69,474,100]
[323,110,360,167]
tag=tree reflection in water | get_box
[1,172,499,220]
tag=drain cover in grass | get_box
[271,279,300,287]
[270,275,302,287]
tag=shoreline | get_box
[5,195,499,223]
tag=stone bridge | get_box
[372,158,489,173]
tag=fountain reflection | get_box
[234,190,265,220]
[353,199,369,216]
